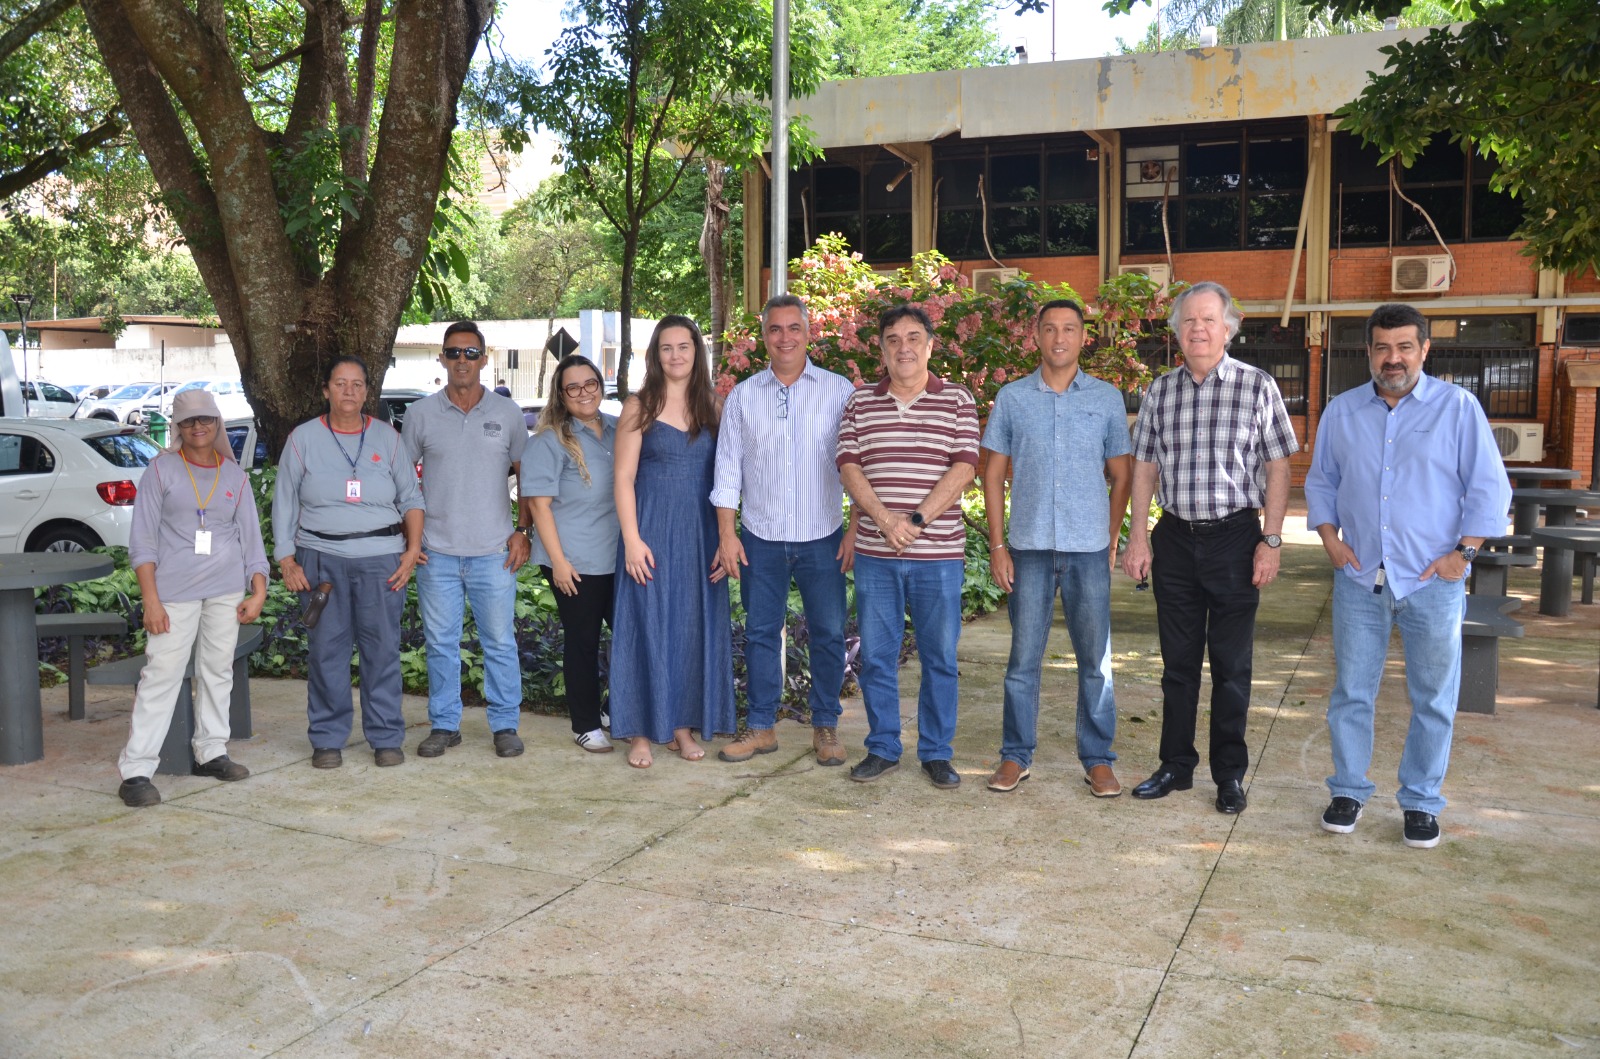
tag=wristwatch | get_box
[1455,543,1478,562]
[1261,533,1282,549]
[518,525,536,541]
[909,511,926,527]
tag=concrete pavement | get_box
[2,533,1597,1057]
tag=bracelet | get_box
[990,543,1007,550]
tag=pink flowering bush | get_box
[718,234,1180,417]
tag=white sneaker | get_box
[575,728,614,753]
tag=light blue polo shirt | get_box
[982,367,1131,553]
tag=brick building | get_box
[742,30,1600,485]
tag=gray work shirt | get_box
[272,415,424,561]
[129,450,270,603]
[401,387,528,556]
[519,415,619,575]
[982,367,1131,553]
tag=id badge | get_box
[194,529,213,555]
[345,478,362,502]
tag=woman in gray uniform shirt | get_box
[521,354,620,753]
[272,356,425,767]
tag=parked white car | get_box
[21,381,81,418]
[0,417,162,553]
[76,381,178,423]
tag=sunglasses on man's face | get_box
[443,346,484,361]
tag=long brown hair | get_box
[535,354,604,485]
[634,315,718,439]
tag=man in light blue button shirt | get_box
[982,299,1133,796]
[712,294,858,766]
[1305,303,1510,849]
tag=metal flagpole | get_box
[770,0,789,297]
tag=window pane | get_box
[86,433,160,468]
[992,205,1042,255]
[865,160,912,210]
[1124,200,1167,253]
[863,213,913,262]
[1248,136,1305,192]
[1337,190,1389,245]
[1046,202,1097,254]
[1470,147,1500,182]
[813,166,860,213]
[1247,193,1301,248]
[1185,140,1241,194]
[1334,132,1386,187]
[1184,198,1240,250]
[1470,184,1520,239]
[1450,314,1535,346]
[1398,187,1464,242]
[814,214,862,251]
[935,158,983,207]
[990,153,1042,203]
[1406,137,1465,184]
[1329,317,1368,347]
[936,208,983,259]
[1046,150,1097,200]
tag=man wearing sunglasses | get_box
[401,320,532,760]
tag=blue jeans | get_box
[853,554,964,762]
[415,550,522,733]
[1001,548,1117,770]
[1327,572,1466,815]
[742,528,848,730]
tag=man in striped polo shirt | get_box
[1120,281,1298,814]
[837,304,981,789]
[712,294,858,766]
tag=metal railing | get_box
[1323,347,1537,418]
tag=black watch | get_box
[909,511,926,527]
[1455,543,1478,562]
[1261,533,1282,549]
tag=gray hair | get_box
[1167,281,1243,345]
[761,293,810,334]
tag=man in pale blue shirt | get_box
[712,294,858,766]
[982,299,1133,795]
[1305,303,1510,849]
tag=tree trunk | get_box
[700,160,730,361]
[539,315,555,398]
[617,229,638,397]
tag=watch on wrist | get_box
[1455,543,1478,562]
[518,525,535,541]
[1261,533,1282,549]
[909,511,926,527]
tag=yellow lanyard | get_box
[181,450,223,528]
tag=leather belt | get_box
[305,523,403,541]
[1163,509,1258,534]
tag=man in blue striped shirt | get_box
[1305,303,1510,849]
[712,294,858,766]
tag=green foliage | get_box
[406,143,479,320]
[272,126,370,271]
[807,0,1009,78]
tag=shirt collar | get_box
[1030,367,1090,392]
[871,371,945,397]
[760,358,820,388]
[1367,371,1441,407]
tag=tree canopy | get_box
[809,0,1008,79]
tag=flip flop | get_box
[666,739,705,762]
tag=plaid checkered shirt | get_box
[1130,354,1299,521]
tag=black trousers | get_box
[542,567,615,734]
[1150,511,1261,784]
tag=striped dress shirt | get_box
[711,359,857,543]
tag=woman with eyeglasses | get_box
[115,389,270,807]
[520,354,620,753]
[272,356,425,769]
[610,316,736,768]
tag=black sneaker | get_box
[921,760,961,790]
[493,729,524,758]
[192,755,250,781]
[1321,797,1364,834]
[849,753,900,783]
[119,776,161,807]
[1403,810,1441,849]
[417,729,461,757]
[311,748,343,769]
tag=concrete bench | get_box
[1468,550,1537,597]
[36,611,127,721]
[1459,595,1523,716]
[1531,524,1600,615]
[87,623,263,775]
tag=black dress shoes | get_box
[1216,779,1248,814]
[1131,768,1193,799]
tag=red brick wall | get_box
[1555,350,1600,481]
[1330,242,1539,301]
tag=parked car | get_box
[378,388,430,431]
[0,417,162,553]
[76,381,176,423]
[224,417,266,470]
[125,380,190,425]
[21,381,81,418]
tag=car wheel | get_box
[90,411,118,421]
[32,525,102,553]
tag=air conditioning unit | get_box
[1392,255,1452,294]
[1118,263,1172,287]
[971,267,1020,295]
[1492,422,1544,462]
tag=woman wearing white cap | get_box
[117,388,270,807]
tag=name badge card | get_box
[345,479,362,502]
[194,529,213,555]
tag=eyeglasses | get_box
[561,378,601,398]
[178,416,218,428]
[776,384,790,420]
[442,346,484,360]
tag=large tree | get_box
[63,0,493,454]
[524,0,821,396]
[810,0,1008,78]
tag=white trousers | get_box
[117,593,244,780]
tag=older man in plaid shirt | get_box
[1120,281,1298,815]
